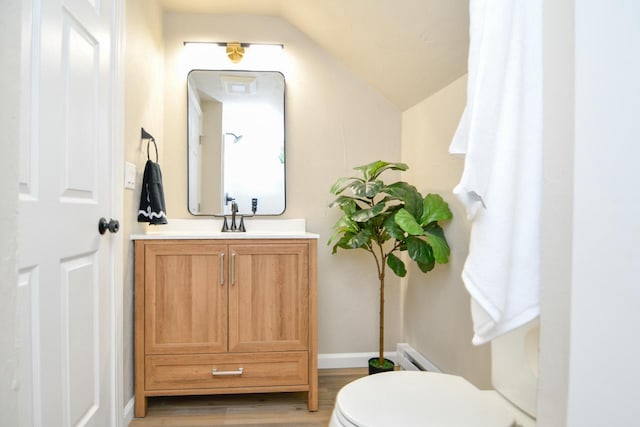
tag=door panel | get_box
[61,254,99,425]
[229,244,309,353]
[61,9,100,201]
[145,243,228,354]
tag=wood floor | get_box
[128,368,367,427]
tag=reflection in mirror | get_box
[187,70,285,215]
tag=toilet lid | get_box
[334,371,521,427]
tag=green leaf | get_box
[327,216,359,247]
[330,210,358,229]
[417,259,435,273]
[423,224,451,263]
[329,177,362,195]
[386,253,407,277]
[354,160,408,181]
[328,196,358,212]
[383,213,405,240]
[351,180,384,198]
[406,236,435,266]
[421,194,453,225]
[351,202,386,222]
[402,187,424,220]
[383,181,418,200]
[332,214,359,232]
[349,229,373,248]
[394,208,424,236]
[331,234,356,254]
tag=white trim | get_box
[318,352,398,369]
[111,0,125,425]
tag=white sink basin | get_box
[133,218,316,240]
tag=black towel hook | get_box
[141,128,158,162]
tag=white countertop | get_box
[130,218,319,240]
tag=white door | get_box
[18,0,118,425]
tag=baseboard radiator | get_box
[317,344,441,372]
[395,343,442,373]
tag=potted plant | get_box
[328,160,452,374]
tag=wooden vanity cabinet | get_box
[134,238,318,417]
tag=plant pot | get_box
[368,357,395,375]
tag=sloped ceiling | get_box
[159,0,469,110]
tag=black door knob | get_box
[99,217,120,235]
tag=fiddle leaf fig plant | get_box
[328,160,452,371]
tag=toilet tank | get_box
[491,318,539,418]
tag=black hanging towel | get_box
[138,130,168,224]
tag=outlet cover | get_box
[125,162,136,190]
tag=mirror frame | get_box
[186,69,287,216]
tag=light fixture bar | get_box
[183,41,284,49]
[183,41,284,64]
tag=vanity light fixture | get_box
[183,41,284,64]
[225,42,246,63]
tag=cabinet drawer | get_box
[146,352,308,391]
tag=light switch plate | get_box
[125,162,136,190]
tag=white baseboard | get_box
[318,351,398,369]
[123,397,135,425]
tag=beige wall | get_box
[162,13,403,356]
[400,75,491,389]
[123,0,165,403]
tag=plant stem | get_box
[379,267,385,367]
[378,242,386,367]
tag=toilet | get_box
[330,320,538,426]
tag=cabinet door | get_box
[229,243,309,353]
[145,242,228,354]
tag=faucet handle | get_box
[238,217,246,232]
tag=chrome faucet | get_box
[221,200,246,232]
[230,201,239,230]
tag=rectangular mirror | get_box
[187,70,286,215]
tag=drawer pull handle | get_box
[211,367,244,376]
[220,253,225,285]
[231,253,236,285]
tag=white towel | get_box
[451,0,541,345]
